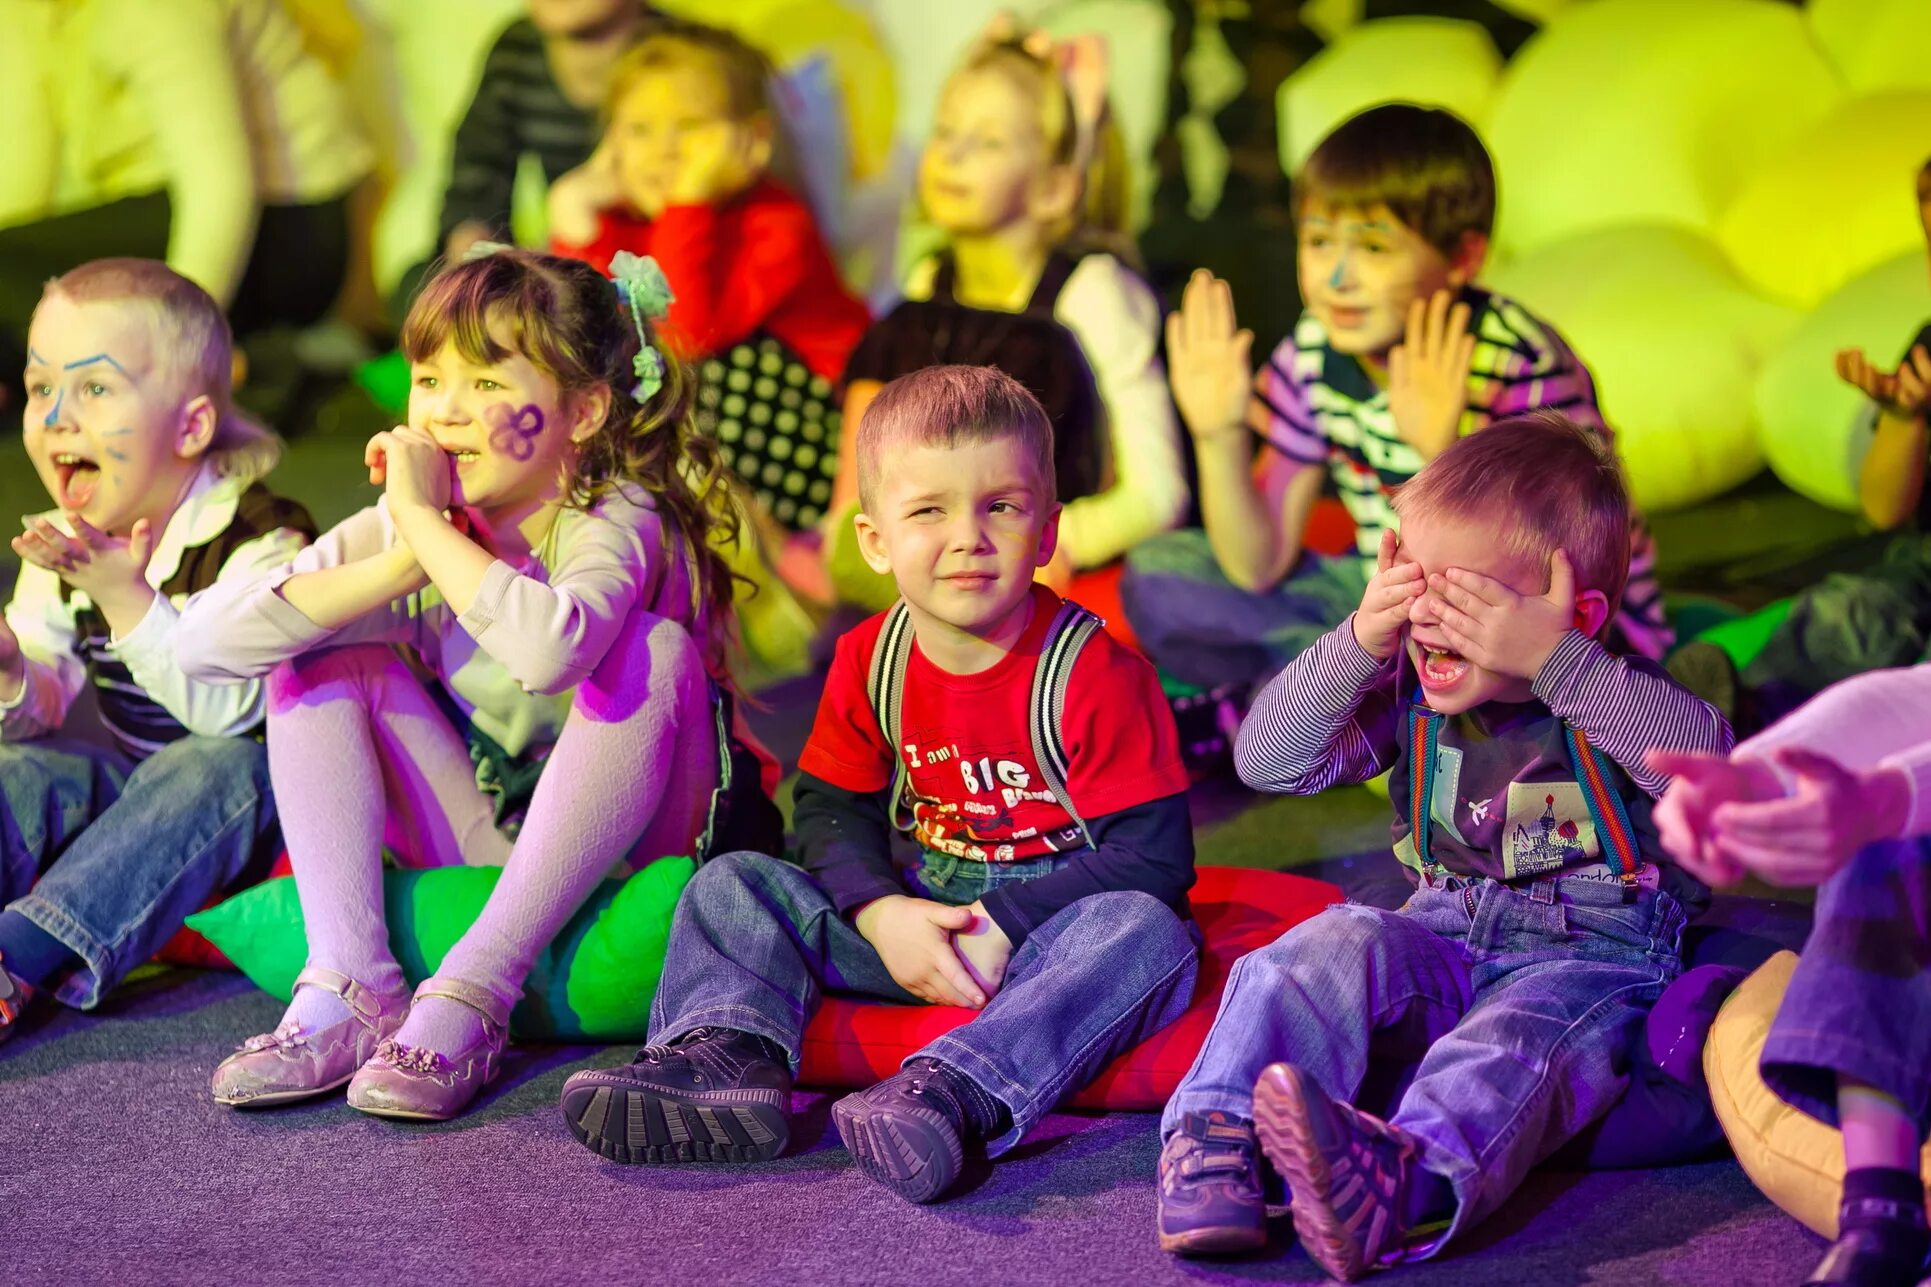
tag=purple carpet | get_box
[4,966,1823,1285]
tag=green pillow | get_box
[186,859,695,1041]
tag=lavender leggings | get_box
[264,608,717,1016]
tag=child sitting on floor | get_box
[559,365,1198,1202]
[1121,104,1670,693]
[0,259,313,1041]
[1156,413,1730,1278]
[180,247,770,1121]
[820,31,1188,611]
[1652,665,1931,1287]
[547,20,868,534]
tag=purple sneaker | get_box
[1254,1063,1426,1281]
[560,1027,792,1163]
[1157,1111,1268,1255]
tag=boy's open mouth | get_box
[1415,642,1470,690]
[51,452,101,510]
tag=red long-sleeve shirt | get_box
[551,177,869,381]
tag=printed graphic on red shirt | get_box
[797,587,1189,862]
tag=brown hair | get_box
[41,258,281,483]
[402,249,741,666]
[1917,153,1931,205]
[1394,410,1631,615]
[1299,104,1496,258]
[606,21,774,122]
[943,39,1135,264]
[857,365,1054,513]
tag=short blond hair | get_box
[606,22,773,122]
[856,365,1054,513]
[41,259,281,483]
[1394,410,1631,612]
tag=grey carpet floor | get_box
[4,967,1824,1287]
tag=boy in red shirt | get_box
[560,365,1199,1202]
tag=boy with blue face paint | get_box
[1122,104,1670,695]
[0,259,312,1042]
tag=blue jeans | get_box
[1760,835,1931,1131]
[0,736,279,1008]
[651,850,1200,1154]
[1164,872,1686,1257]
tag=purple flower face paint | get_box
[486,402,546,462]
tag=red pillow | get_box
[798,866,1344,1109]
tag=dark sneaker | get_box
[1254,1063,1423,1281]
[832,1058,993,1203]
[1802,1227,1930,1287]
[1157,1111,1268,1255]
[559,1027,791,1163]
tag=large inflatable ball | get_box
[1485,0,1840,259]
[1809,0,1931,96]
[1277,18,1501,176]
[1717,93,1931,311]
[1755,251,1931,512]
[1488,224,1799,512]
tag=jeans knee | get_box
[1075,890,1193,961]
[687,850,777,902]
[1236,905,1387,980]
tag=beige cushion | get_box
[1704,950,1931,1237]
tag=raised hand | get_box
[1351,529,1425,660]
[1424,549,1578,680]
[1836,344,1931,415]
[1388,289,1476,456]
[1166,269,1255,443]
[548,139,625,241]
[855,895,986,1008]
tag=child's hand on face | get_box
[549,140,625,245]
[1835,345,1930,415]
[855,894,987,1008]
[1703,748,1910,889]
[1646,748,1784,887]
[1165,269,1256,443]
[365,427,452,517]
[1424,548,1577,680]
[12,513,157,625]
[1351,529,1426,659]
[666,121,762,208]
[951,900,1013,998]
[1388,289,1476,457]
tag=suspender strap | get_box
[1028,600,1102,851]
[867,601,918,833]
[865,598,1102,850]
[1563,725,1643,899]
[1403,708,1454,885]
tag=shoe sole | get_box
[1254,1063,1368,1283]
[213,1072,354,1109]
[560,1074,789,1163]
[831,1094,963,1204]
[1157,1223,1268,1256]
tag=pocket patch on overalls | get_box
[1503,781,1598,880]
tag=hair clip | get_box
[461,239,516,262]
[608,252,676,402]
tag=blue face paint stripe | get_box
[27,348,48,364]
[105,448,128,461]
[62,353,131,376]
[43,389,63,428]
[1328,251,1350,289]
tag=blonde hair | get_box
[402,248,742,668]
[857,365,1054,514]
[942,39,1135,265]
[606,22,774,122]
[1394,410,1631,615]
[40,258,281,484]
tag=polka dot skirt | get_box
[697,336,841,530]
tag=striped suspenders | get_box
[1405,705,1644,901]
[866,599,1103,851]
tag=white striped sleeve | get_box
[1532,631,1734,798]
[1233,620,1401,795]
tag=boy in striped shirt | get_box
[1155,415,1729,1277]
[1122,104,1668,692]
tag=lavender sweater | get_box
[177,487,702,757]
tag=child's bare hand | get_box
[855,895,986,1008]
[1351,529,1425,660]
[1388,289,1475,456]
[14,512,155,599]
[951,901,1013,998]
[549,140,624,243]
[1707,748,1912,888]
[1646,748,1782,887]
[1166,269,1254,443]
[366,427,451,516]
[1424,549,1576,680]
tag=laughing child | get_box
[1155,413,1730,1278]
[1,259,312,1041]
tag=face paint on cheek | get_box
[485,402,546,463]
[1328,250,1350,290]
[43,389,62,428]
